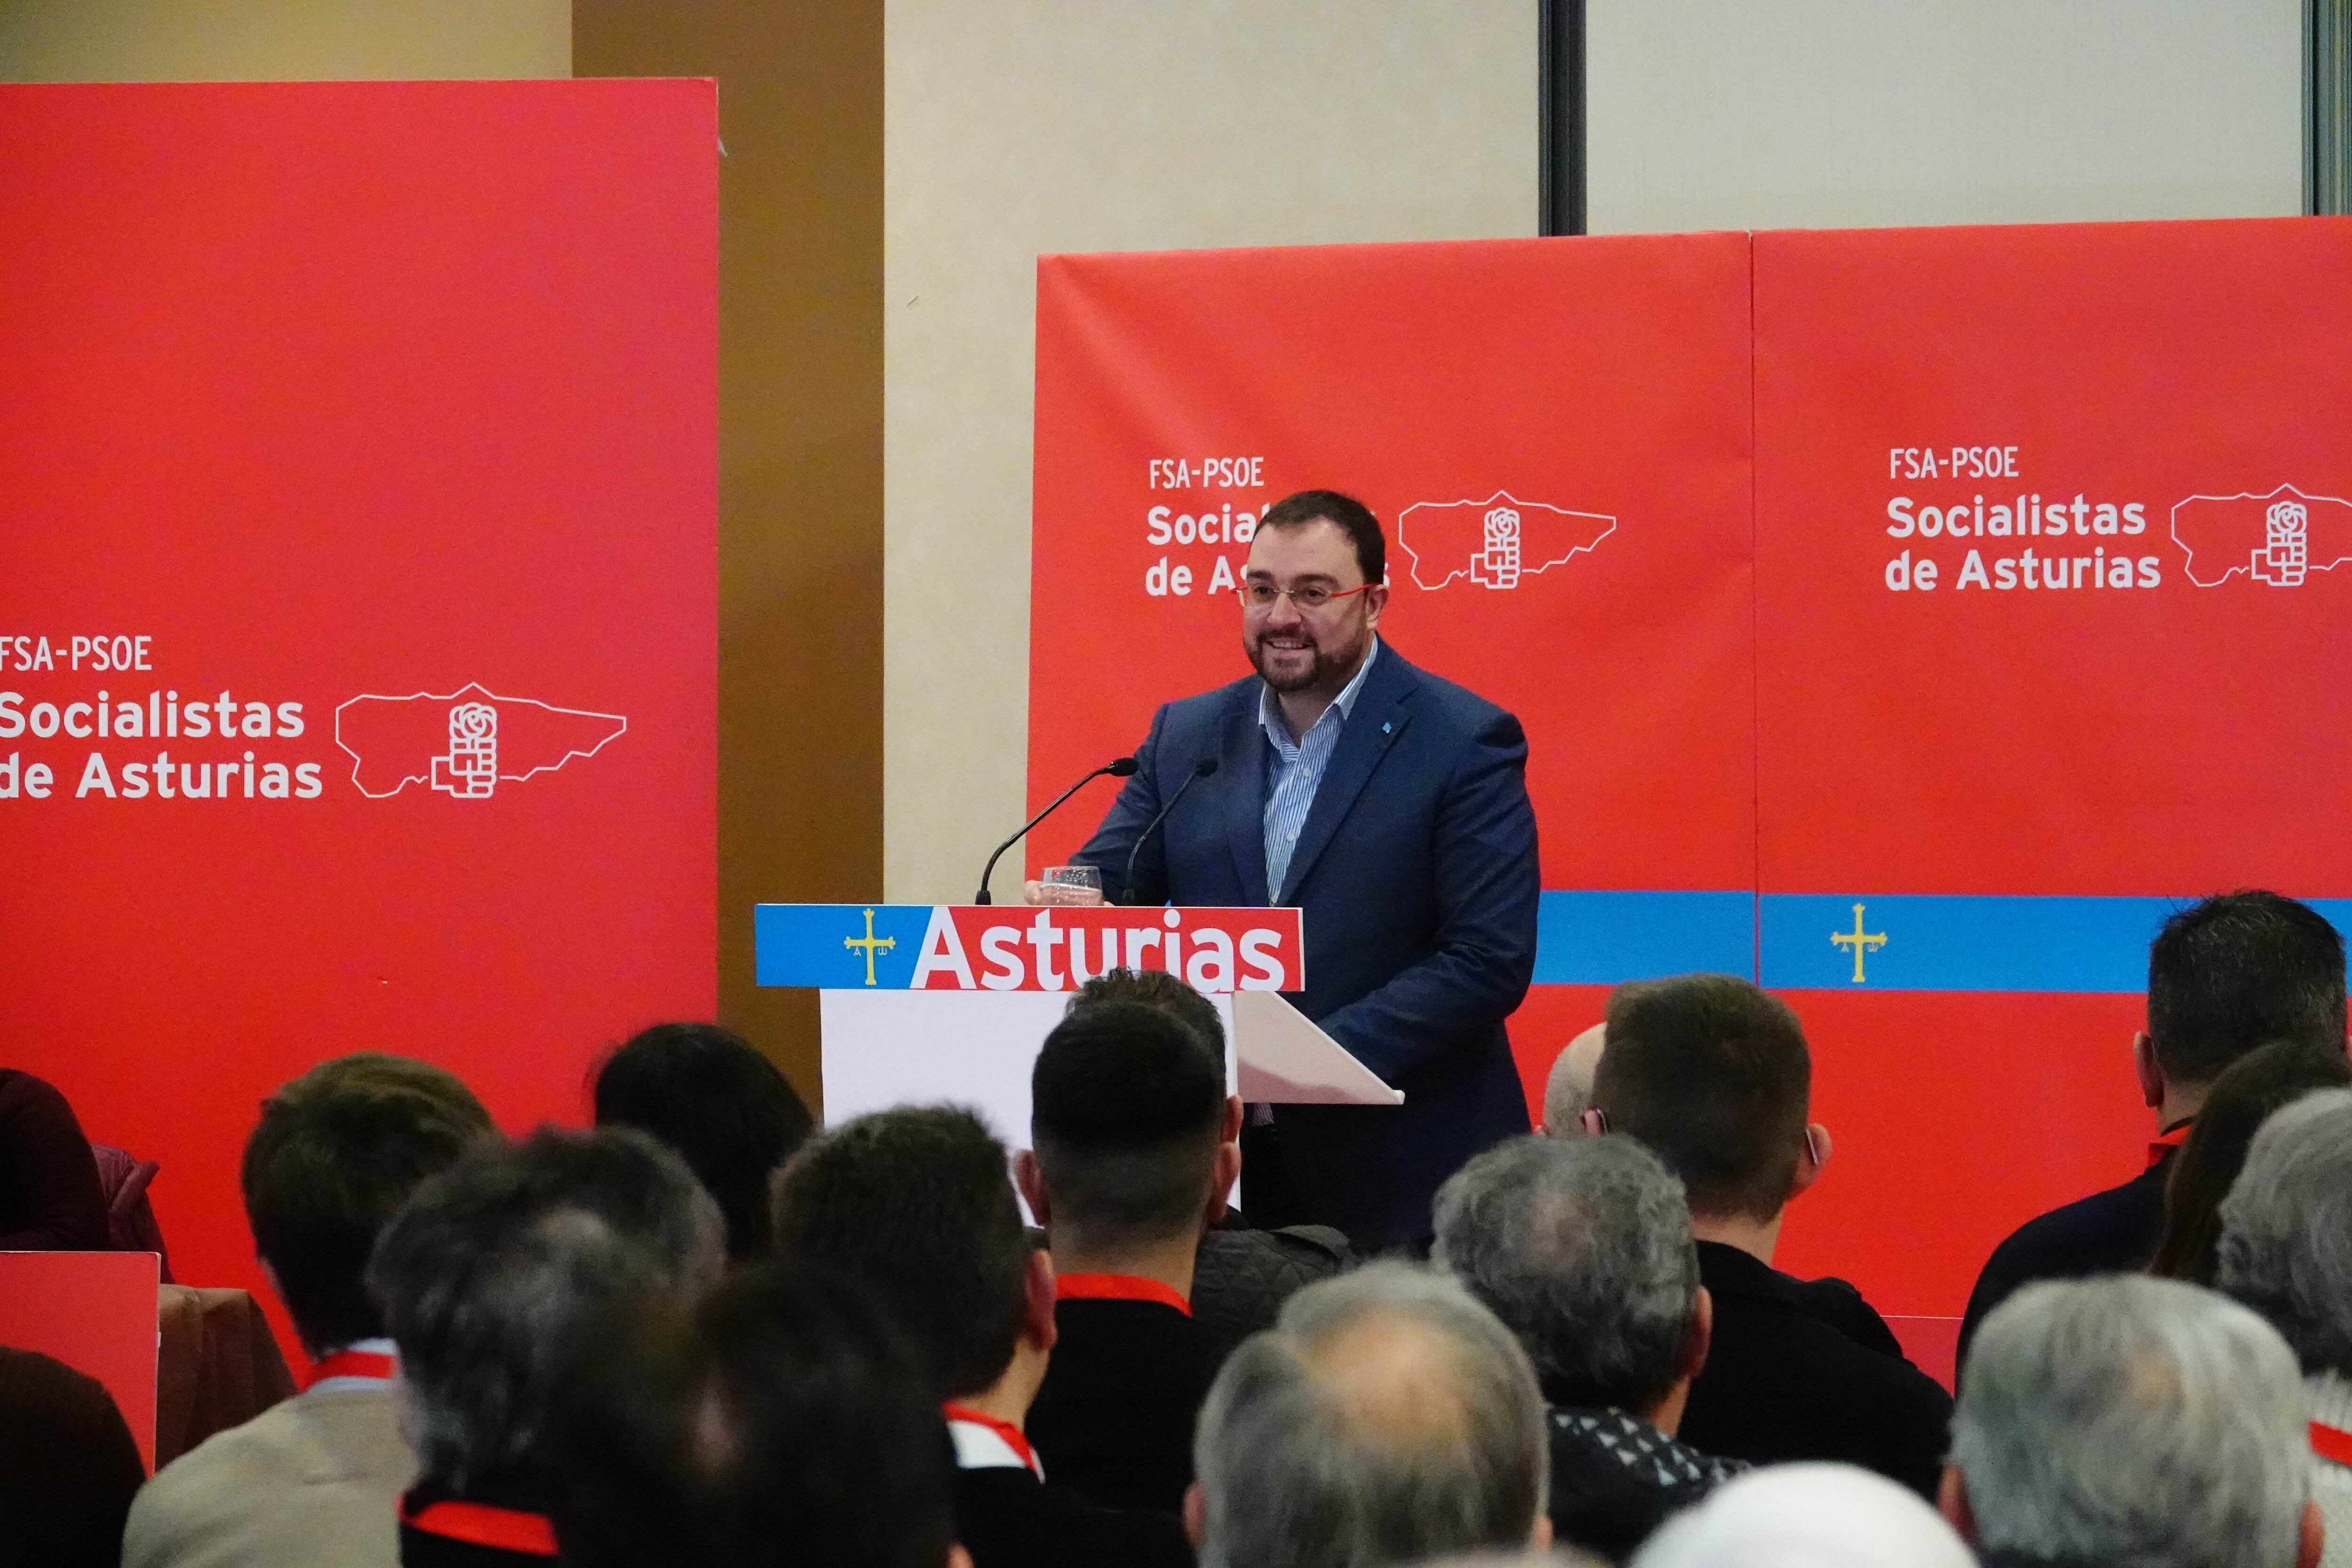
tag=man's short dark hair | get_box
[770,1105,1032,1404]
[2147,891,2347,1085]
[1033,1000,1226,1255]
[1069,966,1224,1058]
[368,1126,724,1488]
[594,1022,815,1260]
[1590,974,1811,1224]
[546,1260,956,1568]
[1256,489,1386,586]
[241,1053,493,1356]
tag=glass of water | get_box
[1037,865,1105,906]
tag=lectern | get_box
[755,903,1400,1142]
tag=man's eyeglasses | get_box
[1237,581,1376,613]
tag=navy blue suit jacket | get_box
[1072,643,1539,1246]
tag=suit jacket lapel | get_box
[1274,649,1418,906]
[1218,694,1271,905]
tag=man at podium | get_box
[1052,489,1540,1249]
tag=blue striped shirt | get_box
[1258,638,1379,900]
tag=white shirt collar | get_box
[947,1416,1042,1477]
[1258,635,1380,746]
[306,1336,399,1397]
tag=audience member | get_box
[126,1053,494,1568]
[1961,891,2347,1359]
[2148,1041,2351,1283]
[1540,1022,1607,1138]
[0,1065,109,1249]
[1633,1464,1973,1568]
[1015,999,1232,1512]
[368,1126,725,1566]
[1589,973,1950,1494]
[1193,1216,1355,1357]
[593,1021,814,1259]
[1187,1261,1550,1568]
[1946,1274,2319,1568]
[0,1341,146,1568]
[771,1105,1191,1568]
[1434,1135,1739,1563]
[2217,1087,2352,1568]
[1064,968,1355,1353]
[544,1259,963,1568]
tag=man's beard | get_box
[1248,627,1365,695]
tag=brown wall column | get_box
[575,2,883,1109]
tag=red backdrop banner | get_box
[1751,217,2352,1305]
[0,81,717,1352]
[1029,235,1759,891]
[1028,217,2352,1335]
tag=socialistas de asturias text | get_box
[0,687,323,801]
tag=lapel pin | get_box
[1381,721,1392,734]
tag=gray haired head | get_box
[1432,1133,1697,1414]
[1949,1274,2308,1568]
[1192,1260,1548,1568]
[368,1125,726,1489]
[2217,1086,2352,1377]
[1542,1023,1607,1136]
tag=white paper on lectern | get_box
[1230,989,1406,1105]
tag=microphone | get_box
[973,756,1138,904]
[1124,755,1220,905]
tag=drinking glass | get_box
[1037,865,1105,906]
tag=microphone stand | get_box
[973,757,1136,904]
[1124,756,1219,904]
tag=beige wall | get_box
[882,0,1539,902]
[1588,0,2303,232]
[0,0,567,81]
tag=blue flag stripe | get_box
[755,895,2352,995]
[1531,892,2352,993]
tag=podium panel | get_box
[764,904,1398,1141]
[820,989,1201,1142]
[818,985,1403,1146]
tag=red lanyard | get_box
[2147,1122,2192,1170]
[1055,1273,1192,1316]
[308,1348,397,1387]
[2313,1422,2352,1467]
[401,1498,558,1557]
[944,1404,1042,1477]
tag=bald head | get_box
[1299,1311,1478,1449]
[1192,1262,1548,1568]
[1543,1024,1607,1135]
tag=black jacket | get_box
[1191,1225,1353,1357]
[952,1466,1193,1568]
[1026,1296,1220,1513]
[1676,1242,1953,1497]
[1958,1156,2171,1371]
[1545,1405,1742,1564]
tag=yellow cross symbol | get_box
[1829,902,1887,984]
[844,907,896,987]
